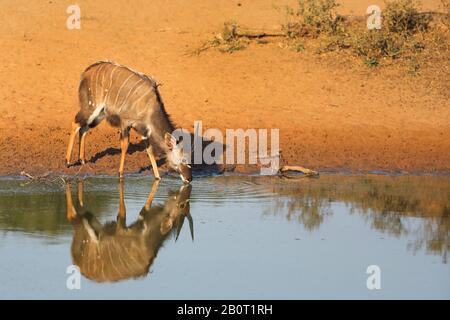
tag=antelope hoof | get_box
[80,160,86,165]
[66,161,70,168]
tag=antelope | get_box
[65,61,192,183]
[66,180,193,282]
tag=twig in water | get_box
[279,165,319,178]
[20,171,67,187]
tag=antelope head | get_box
[165,133,192,183]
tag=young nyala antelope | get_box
[65,61,192,183]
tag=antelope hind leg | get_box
[118,131,130,179]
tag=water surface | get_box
[0,175,448,299]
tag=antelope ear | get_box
[165,133,177,150]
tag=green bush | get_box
[201,0,446,69]
[351,0,432,65]
[353,30,404,62]
[283,0,342,38]
[383,0,431,34]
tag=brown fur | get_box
[68,183,192,282]
[77,61,175,144]
[106,114,121,127]
[67,61,192,181]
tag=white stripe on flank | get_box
[132,88,152,115]
[113,74,134,109]
[100,64,106,101]
[92,65,99,105]
[104,65,118,108]
[117,79,143,113]
[94,64,104,105]
[131,81,146,103]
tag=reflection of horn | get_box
[175,184,193,241]
[187,211,194,241]
[175,214,185,241]
[175,208,194,241]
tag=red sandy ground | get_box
[0,0,449,177]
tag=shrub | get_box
[353,30,404,61]
[205,21,248,53]
[351,0,432,65]
[383,0,431,34]
[283,0,342,38]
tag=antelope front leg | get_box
[78,127,88,165]
[118,131,130,179]
[66,122,80,167]
[145,142,161,180]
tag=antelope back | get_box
[76,61,174,143]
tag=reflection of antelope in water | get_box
[65,61,192,182]
[65,180,193,282]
